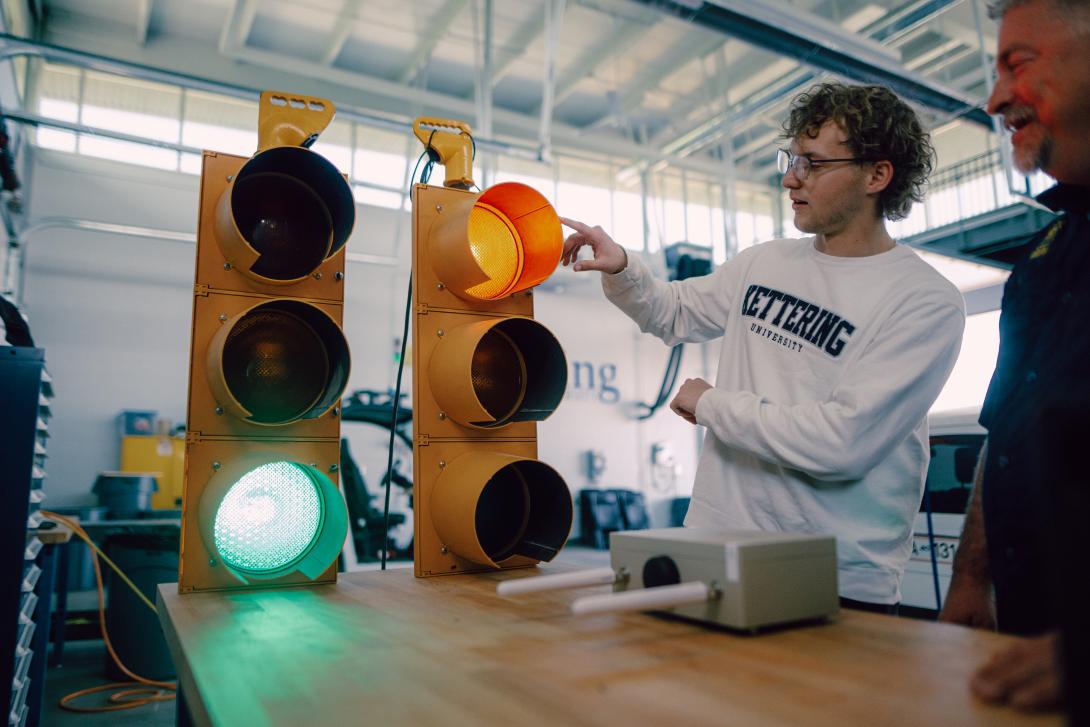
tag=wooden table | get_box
[158,564,1059,727]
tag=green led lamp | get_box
[197,454,348,584]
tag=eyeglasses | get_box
[776,149,874,181]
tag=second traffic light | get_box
[411,118,572,577]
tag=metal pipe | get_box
[26,217,398,266]
[538,0,566,163]
[0,33,532,159]
[0,32,734,178]
[15,216,397,291]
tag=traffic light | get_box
[179,91,352,593]
[411,118,572,577]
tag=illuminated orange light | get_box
[466,202,524,299]
[455,183,561,301]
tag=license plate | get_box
[910,535,958,564]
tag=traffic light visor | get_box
[429,317,566,428]
[207,299,350,425]
[214,146,354,283]
[201,459,348,582]
[431,453,572,568]
[431,182,562,301]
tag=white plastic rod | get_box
[570,581,711,616]
[497,567,618,596]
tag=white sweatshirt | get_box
[603,237,966,603]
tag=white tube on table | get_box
[570,581,711,616]
[497,567,618,596]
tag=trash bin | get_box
[103,531,178,680]
[93,472,159,519]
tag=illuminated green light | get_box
[213,461,323,574]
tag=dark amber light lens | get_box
[222,309,329,424]
[471,328,525,423]
[217,300,350,425]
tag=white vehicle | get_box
[900,408,985,615]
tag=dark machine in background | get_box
[339,390,413,563]
[579,489,651,550]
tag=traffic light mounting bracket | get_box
[411,117,474,190]
[257,90,336,151]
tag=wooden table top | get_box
[158,563,1060,727]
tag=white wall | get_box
[23,148,709,538]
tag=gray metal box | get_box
[609,527,839,631]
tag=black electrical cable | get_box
[379,127,446,569]
[380,272,412,571]
[922,478,943,614]
[638,344,684,420]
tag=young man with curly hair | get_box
[561,83,966,611]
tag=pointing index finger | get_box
[559,216,591,234]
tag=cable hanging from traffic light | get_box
[379,124,480,569]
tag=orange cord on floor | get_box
[41,511,178,713]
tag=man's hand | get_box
[971,632,1063,711]
[559,217,628,274]
[939,578,997,630]
[669,378,712,425]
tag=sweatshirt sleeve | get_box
[600,251,746,346]
[694,290,966,481]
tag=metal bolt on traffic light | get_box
[411,117,573,577]
[179,91,352,592]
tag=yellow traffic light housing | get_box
[180,91,352,593]
[411,118,573,577]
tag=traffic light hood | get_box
[431,453,572,568]
[429,182,562,301]
[428,316,566,428]
[213,146,354,283]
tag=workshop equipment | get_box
[502,527,839,632]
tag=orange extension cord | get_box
[41,511,177,713]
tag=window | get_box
[182,90,258,159]
[931,310,1001,412]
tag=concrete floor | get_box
[42,640,175,727]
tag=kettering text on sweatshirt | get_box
[602,237,966,603]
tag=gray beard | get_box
[1015,136,1054,175]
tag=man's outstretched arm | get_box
[940,441,997,629]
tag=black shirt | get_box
[979,183,1090,636]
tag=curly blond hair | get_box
[782,83,935,221]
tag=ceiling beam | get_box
[490,11,545,87]
[543,17,649,110]
[217,0,259,55]
[648,0,976,163]
[593,29,724,128]
[397,0,470,84]
[320,0,364,66]
[631,0,990,126]
[135,0,153,46]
